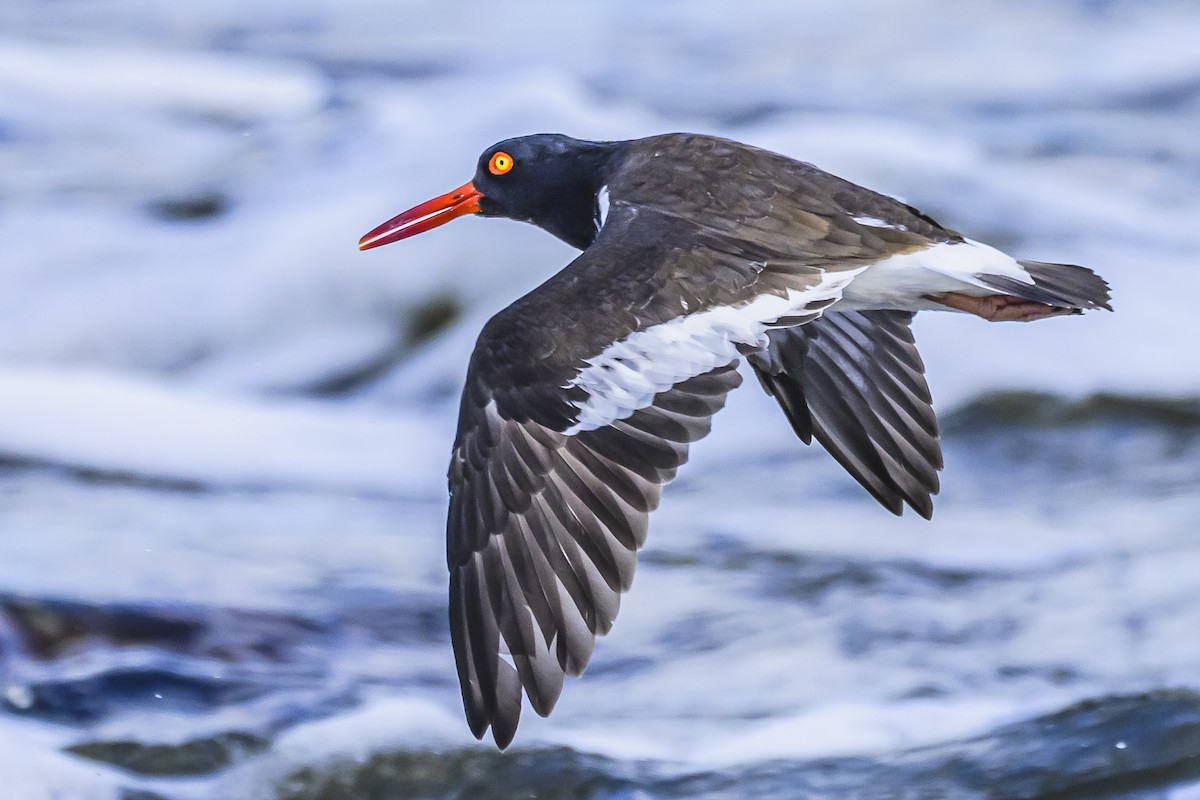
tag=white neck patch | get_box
[596,185,610,229]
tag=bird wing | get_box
[448,358,739,748]
[747,310,942,518]
[444,195,877,747]
[611,133,962,272]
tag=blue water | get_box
[1,2,1199,797]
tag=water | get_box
[1,1,1199,797]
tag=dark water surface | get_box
[1,395,1197,797]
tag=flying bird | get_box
[359,133,1111,748]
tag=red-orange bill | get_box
[358,181,482,251]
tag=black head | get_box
[359,134,622,253]
[472,135,620,249]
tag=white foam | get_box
[0,38,325,118]
[0,367,446,496]
[1170,780,1200,800]
[0,723,122,800]
[219,696,475,796]
[1,61,1194,404]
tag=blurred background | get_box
[2,1,1199,797]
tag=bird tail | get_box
[977,260,1112,312]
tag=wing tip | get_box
[449,364,743,751]
[491,721,517,750]
[910,495,935,520]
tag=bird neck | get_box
[542,141,626,251]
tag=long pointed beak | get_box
[358,181,483,251]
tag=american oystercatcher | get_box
[359,133,1111,748]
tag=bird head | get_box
[359,134,619,253]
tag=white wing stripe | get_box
[564,270,864,434]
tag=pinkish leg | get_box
[924,291,1080,322]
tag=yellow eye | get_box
[488,151,514,175]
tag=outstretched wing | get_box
[448,357,739,748]
[444,189,879,746]
[747,310,942,518]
